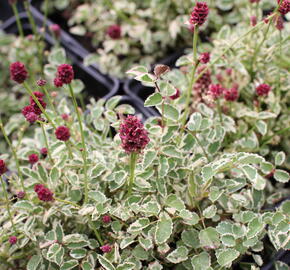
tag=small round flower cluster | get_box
[28,153,39,165]
[102,215,111,224]
[208,84,224,99]
[100,244,112,253]
[40,147,48,158]
[278,0,290,15]
[22,91,47,124]
[119,116,150,153]
[199,52,210,64]
[0,159,7,176]
[224,84,239,102]
[10,62,28,84]
[190,2,209,27]
[50,24,61,38]
[54,64,74,87]
[55,126,71,141]
[107,25,122,39]
[34,184,54,202]
[193,65,212,101]
[256,83,271,96]
[9,236,17,245]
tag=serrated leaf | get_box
[182,229,200,248]
[60,260,79,270]
[275,152,286,166]
[116,262,135,270]
[191,252,211,270]
[203,205,217,219]
[144,92,163,107]
[161,146,182,158]
[199,227,220,248]
[162,104,179,121]
[166,246,188,264]
[143,150,157,169]
[70,248,87,259]
[165,194,185,212]
[27,255,42,270]
[98,255,116,270]
[216,249,240,267]
[106,96,122,110]
[155,216,173,245]
[274,170,289,183]
[187,112,202,131]
[247,217,264,239]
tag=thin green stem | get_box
[11,3,24,38]
[68,84,89,205]
[43,86,57,115]
[42,0,49,33]
[1,176,18,235]
[55,197,80,208]
[182,26,199,126]
[191,132,210,162]
[277,31,282,99]
[216,98,223,124]
[23,82,56,129]
[88,219,103,245]
[0,120,26,193]
[40,123,54,164]
[127,152,137,197]
[154,82,165,130]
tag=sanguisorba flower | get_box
[50,24,61,38]
[40,148,48,158]
[34,184,54,202]
[256,83,271,96]
[10,62,28,84]
[208,84,224,99]
[119,115,150,154]
[28,154,39,165]
[107,25,121,39]
[54,77,63,88]
[17,191,26,199]
[278,0,290,15]
[9,236,17,245]
[57,64,74,84]
[0,160,7,176]
[199,52,210,64]
[55,126,71,141]
[100,244,112,253]
[37,79,47,86]
[224,85,239,102]
[29,91,47,115]
[190,2,209,26]
[102,215,111,224]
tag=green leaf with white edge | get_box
[55,222,64,242]
[158,81,176,97]
[275,152,286,166]
[165,194,185,212]
[166,246,188,264]
[98,255,116,270]
[274,170,290,183]
[201,166,214,183]
[161,145,182,158]
[162,104,179,121]
[199,227,220,248]
[135,73,155,84]
[182,229,200,248]
[179,209,199,225]
[247,217,264,239]
[48,48,66,65]
[191,252,211,270]
[142,150,157,169]
[144,92,163,107]
[70,248,87,259]
[221,234,236,247]
[50,166,60,184]
[209,186,223,202]
[81,262,94,270]
[187,112,202,131]
[88,191,107,203]
[70,79,85,94]
[252,174,266,190]
[128,218,151,233]
[13,201,34,211]
[90,164,106,178]
[197,103,214,118]
[138,237,153,251]
[27,255,42,270]
[255,120,267,136]
[241,165,257,182]
[126,65,148,77]
[203,205,217,219]
[116,262,136,270]
[216,249,240,267]
[155,215,173,245]
[106,95,122,110]
[60,260,79,270]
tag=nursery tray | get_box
[1,12,119,100]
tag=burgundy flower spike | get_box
[190,2,209,27]
[57,64,74,84]
[55,126,71,141]
[34,184,54,202]
[10,62,28,84]
[0,160,7,176]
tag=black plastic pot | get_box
[1,12,119,100]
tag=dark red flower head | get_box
[102,215,111,224]
[199,52,210,64]
[10,62,28,84]
[169,88,180,100]
[61,113,69,121]
[224,86,239,102]
[54,77,63,88]
[57,64,74,84]
[9,236,17,245]
[256,83,271,96]
[40,148,48,157]
[28,154,39,165]
[55,126,70,141]
[37,79,47,86]
[250,16,257,26]
[190,2,209,26]
[194,65,212,97]
[50,24,61,38]
[107,25,121,39]
[100,244,112,253]
[29,91,46,115]
[278,0,290,15]
[34,184,54,202]
[25,112,39,124]
[209,84,224,99]
[275,15,284,30]
[17,191,26,199]
[119,116,150,153]
[0,160,7,176]
[22,105,35,117]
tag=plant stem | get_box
[191,132,210,162]
[216,98,223,124]
[23,82,56,129]
[40,123,54,164]
[11,3,24,38]
[154,81,165,130]
[127,152,137,197]
[42,0,49,33]
[1,176,18,235]
[42,86,57,115]
[277,31,282,99]
[183,26,199,126]
[68,84,89,205]
[55,197,80,208]
[0,120,26,193]
[88,219,103,245]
